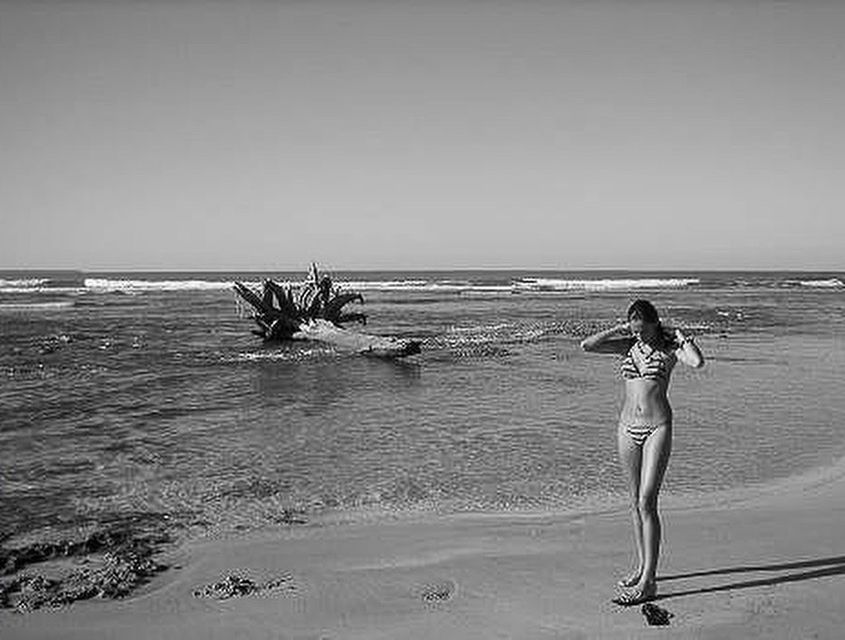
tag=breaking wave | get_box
[1,272,842,296]
[0,278,51,288]
[512,277,700,292]
[796,278,844,288]
[0,274,86,294]
[83,278,239,292]
[338,279,513,293]
[337,277,701,294]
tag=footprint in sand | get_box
[420,579,457,603]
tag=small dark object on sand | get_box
[642,602,673,626]
[193,573,295,600]
[193,575,259,599]
[420,579,456,603]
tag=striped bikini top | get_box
[621,340,677,382]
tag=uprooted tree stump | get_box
[233,264,421,358]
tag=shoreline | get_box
[5,455,845,639]
[201,443,845,532]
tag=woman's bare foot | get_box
[616,569,642,589]
[611,579,657,606]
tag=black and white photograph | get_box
[1,1,844,637]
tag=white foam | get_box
[0,287,82,294]
[448,323,510,334]
[67,276,704,295]
[0,278,83,294]
[0,278,50,288]
[75,276,506,295]
[337,280,512,293]
[338,279,436,291]
[798,278,844,288]
[0,301,74,311]
[84,278,241,292]
[513,277,700,292]
[232,348,334,362]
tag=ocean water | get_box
[2,269,845,548]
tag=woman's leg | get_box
[617,427,645,585]
[636,424,672,589]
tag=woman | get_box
[580,299,704,605]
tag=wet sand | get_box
[4,465,845,640]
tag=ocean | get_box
[2,269,845,549]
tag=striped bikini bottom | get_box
[621,422,671,446]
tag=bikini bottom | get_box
[621,422,671,447]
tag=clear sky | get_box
[1,0,844,271]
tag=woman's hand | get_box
[660,324,684,345]
[614,321,631,335]
[671,326,705,368]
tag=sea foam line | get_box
[512,278,700,292]
[8,275,838,295]
[78,277,700,294]
[0,301,75,311]
[338,280,513,293]
[83,278,239,292]
[0,278,51,288]
[0,287,87,294]
[797,278,844,288]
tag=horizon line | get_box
[1,266,843,274]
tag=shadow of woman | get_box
[654,554,845,600]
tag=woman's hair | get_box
[628,299,676,348]
[627,299,660,324]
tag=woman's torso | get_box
[619,339,677,426]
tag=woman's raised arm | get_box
[580,322,635,354]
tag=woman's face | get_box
[628,314,655,339]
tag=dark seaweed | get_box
[0,514,173,612]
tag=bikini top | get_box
[620,340,677,382]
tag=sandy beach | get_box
[4,0,845,634]
[4,461,845,640]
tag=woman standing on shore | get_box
[581,299,704,605]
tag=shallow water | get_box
[1,270,844,547]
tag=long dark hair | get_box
[627,299,676,348]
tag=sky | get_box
[1,0,844,271]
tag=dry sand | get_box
[4,464,845,640]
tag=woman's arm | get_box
[580,322,634,354]
[673,328,705,368]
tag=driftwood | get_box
[294,319,419,357]
[233,264,420,358]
